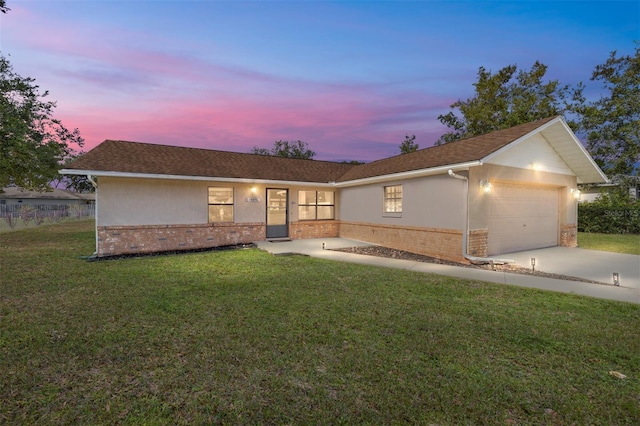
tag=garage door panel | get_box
[490,218,555,234]
[491,199,556,217]
[488,184,559,255]
[490,226,557,247]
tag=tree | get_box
[0,54,84,191]
[0,1,9,14]
[572,45,639,176]
[436,61,578,144]
[50,152,95,193]
[399,134,418,154]
[250,140,315,159]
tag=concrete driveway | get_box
[494,246,640,289]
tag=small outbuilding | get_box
[61,116,607,261]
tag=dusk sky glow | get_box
[1,1,638,161]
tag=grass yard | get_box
[1,221,639,425]
[578,232,640,255]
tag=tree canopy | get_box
[436,61,578,145]
[250,140,316,160]
[399,134,419,154]
[572,46,639,176]
[0,1,9,14]
[50,153,95,193]
[0,54,84,191]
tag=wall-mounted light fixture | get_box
[250,186,258,194]
[570,188,581,200]
[530,162,542,171]
[480,180,492,193]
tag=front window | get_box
[384,185,402,213]
[208,187,234,222]
[299,190,335,220]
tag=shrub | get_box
[578,191,640,234]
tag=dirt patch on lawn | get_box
[87,243,257,261]
[333,246,607,285]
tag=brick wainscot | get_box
[97,223,265,257]
[560,223,578,247]
[467,229,489,257]
[339,221,465,263]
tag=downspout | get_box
[447,169,513,264]
[87,175,98,256]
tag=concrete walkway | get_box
[255,238,640,305]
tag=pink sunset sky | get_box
[0,1,638,162]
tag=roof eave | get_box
[59,169,336,187]
[332,161,483,188]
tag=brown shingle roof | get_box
[66,140,357,183]
[335,116,558,182]
[65,116,558,184]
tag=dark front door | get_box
[266,188,288,239]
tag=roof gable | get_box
[482,116,608,184]
[485,132,574,175]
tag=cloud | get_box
[58,84,450,162]
[6,3,454,161]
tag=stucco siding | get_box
[97,177,338,228]
[98,177,203,226]
[98,178,272,226]
[337,174,466,261]
[338,174,465,230]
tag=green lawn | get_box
[579,232,640,255]
[1,221,639,424]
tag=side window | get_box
[384,185,402,213]
[298,190,335,220]
[316,190,335,220]
[208,187,234,222]
[298,190,317,220]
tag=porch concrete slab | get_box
[493,247,640,290]
[255,238,640,305]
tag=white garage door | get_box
[488,183,559,255]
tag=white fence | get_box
[0,204,95,230]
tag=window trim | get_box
[298,190,335,221]
[383,184,403,217]
[208,187,234,223]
